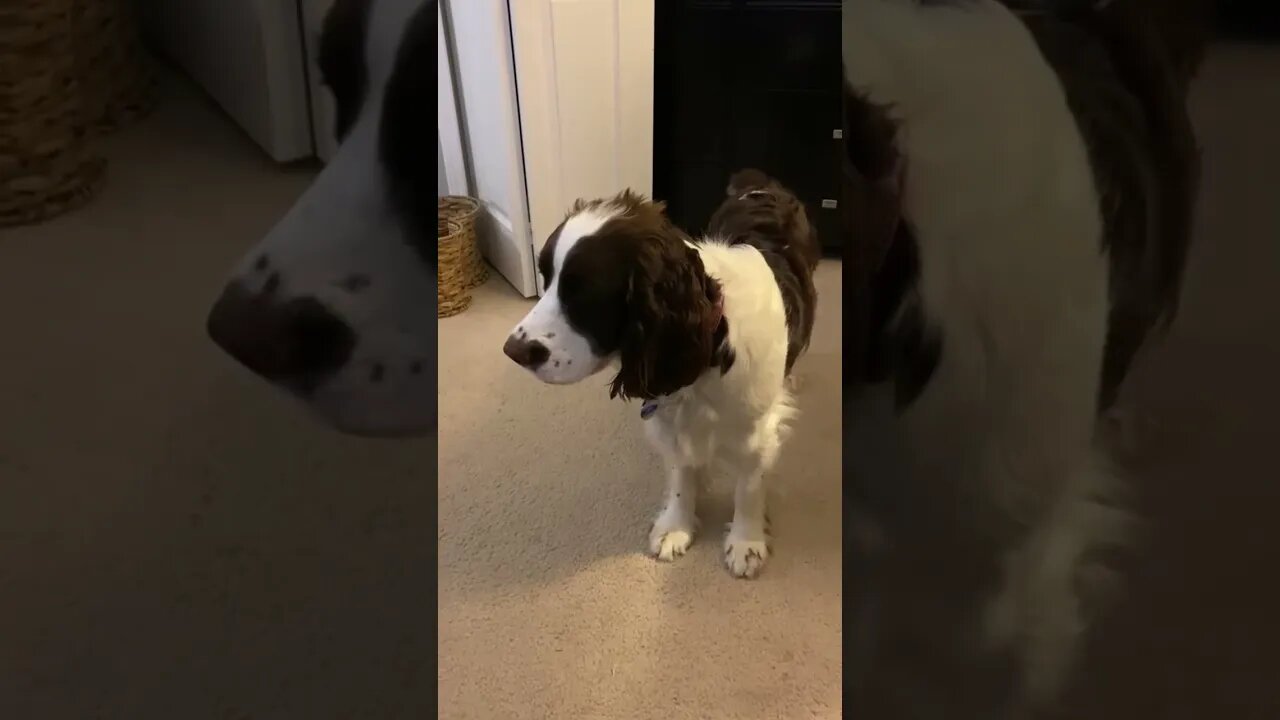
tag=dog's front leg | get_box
[723,402,791,578]
[725,465,771,579]
[649,465,702,561]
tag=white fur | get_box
[846,0,1126,709]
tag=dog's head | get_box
[502,192,724,401]
[205,0,437,437]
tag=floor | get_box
[438,267,843,719]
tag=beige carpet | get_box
[438,263,844,719]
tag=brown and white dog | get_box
[205,0,439,437]
[502,175,820,578]
[844,0,1208,715]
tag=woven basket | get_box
[439,217,473,317]
[0,0,106,227]
[438,195,488,289]
[73,0,157,132]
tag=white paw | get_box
[649,514,696,561]
[724,529,770,578]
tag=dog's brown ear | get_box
[610,235,716,401]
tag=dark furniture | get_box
[653,0,843,255]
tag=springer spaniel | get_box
[844,0,1208,714]
[205,0,439,436]
[503,173,820,578]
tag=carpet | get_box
[438,263,844,719]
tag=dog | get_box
[205,0,438,437]
[502,175,820,578]
[843,0,1208,715]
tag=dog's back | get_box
[707,169,821,373]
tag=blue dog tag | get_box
[640,400,659,419]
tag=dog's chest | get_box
[641,381,760,466]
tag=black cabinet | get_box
[653,0,843,254]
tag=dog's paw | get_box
[649,514,696,562]
[724,530,770,579]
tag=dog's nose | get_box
[503,334,549,369]
[207,281,355,389]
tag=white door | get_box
[447,0,540,298]
[509,0,656,295]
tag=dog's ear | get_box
[609,233,716,401]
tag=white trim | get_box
[443,0,538,297]
[437,3,469,196]
[508,0,562,296]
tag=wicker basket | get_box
[0,0,106,227]
[73,0,157,132]
[439,217,473,317]
[438,195,488,289]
